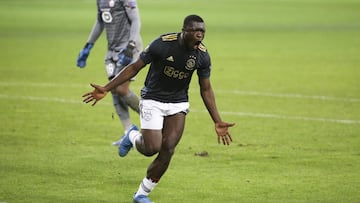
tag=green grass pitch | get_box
[1,0,360,202]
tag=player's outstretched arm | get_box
[82,59,146,106]
[199,77,235,145]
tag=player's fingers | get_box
[223,134,232,145]
[82,92,92,97]
[83,96,93,103]
[228,133,233,142]
[226,136,231,145]
[92,100,98,106]
[222,136,227,145]
[83,97,89,103]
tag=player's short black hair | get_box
[183,14,204,28]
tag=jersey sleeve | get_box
[124,0,141,43]
[197,51,211,79]
[139,37,162,65]
[87,20,104,44]
[96,1,102,22]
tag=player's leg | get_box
[114,81,140,114]
[105,59,140,145]
[111,92,133,131]
[133,112,186,199]
[134,129,162,156]
[117,99,164,157]
[147,112,186,179]
[104,60,133,131]
[111,89,141,148]
[112,49,140,115]
[127,99,165,156]
[117,47,142,114]
[134,101,188,163]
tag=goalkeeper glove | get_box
[118,41,136,66]
[77,43,94,68]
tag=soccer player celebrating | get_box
[76,0,142,140]
[83,14,235,203]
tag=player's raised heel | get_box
[133,194,153,203]
[118,125,138,157]
[112,124,138,146]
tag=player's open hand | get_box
[82,83,108,106]
[215,122,235,145]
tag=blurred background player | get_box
[76,0,143,139]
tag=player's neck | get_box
[179,32,193,51]
[179,32,185,48]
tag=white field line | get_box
[218,111,360,125]
[0,82,89,88]
[191,109,360,125]
[1,94,359,125]
[1,81,359,103]
[214,90,360,103]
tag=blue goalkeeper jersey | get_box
[139,33,211,103]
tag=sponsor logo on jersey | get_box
[164,66,190,80]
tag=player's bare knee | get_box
[114,85,128,96]
[143,145,161,156]
[143,150,158,157]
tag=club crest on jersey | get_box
[185,55,196,70]
[101,10,113,23]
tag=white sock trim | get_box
[135,177,157,197]
[129,130,141,150]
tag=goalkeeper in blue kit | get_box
[77,0,142,138]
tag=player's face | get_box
[182,21,205,50]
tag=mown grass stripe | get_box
[1,94,359,125]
